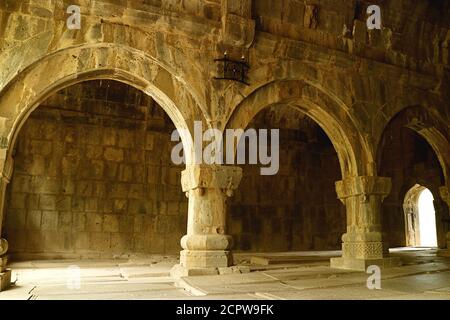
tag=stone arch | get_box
[0,22,211,118]
[376,105,450,188]
[224,80,370,178]
[0,44,209,168]
[377,105,449,249]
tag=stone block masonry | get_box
[0,0,448,273]
[228,107,346,252]
[3,80,188,259]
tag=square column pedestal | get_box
[330,176,401,271]
[172,248,234,277]
[0,269,12,292]
[330,240,401,271]
[172,234,236,277]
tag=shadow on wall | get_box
[228,105,345,253]
[380,125,447,249]
[3,80,188,260]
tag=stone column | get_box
[438,186,450,256]
[330,176,401,270]
[0,151,13,291]
[0,238,11,291]
[171,164,242,277]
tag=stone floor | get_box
[0,248,449,300]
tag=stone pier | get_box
[0,238,11,291]
[171,165,242,277]
[331,176,401,270]
[438,186,450,257]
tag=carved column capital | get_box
[335,176,392,203]
[181,164,242,198]
[0,149,14,183]
[332,176,397,266]
[0,238,8,272]
[178,165,243,273]
[0,238,7,257]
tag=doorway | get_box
[403,185,438,247]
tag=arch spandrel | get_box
[224,80,373,178]
[0,44,210,167]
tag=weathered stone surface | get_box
[0,238,10,291]
[3,81,188,258]
[0,0,448,276]
[173,164,242,276]
[331,176,401,269]
[228,110,345,252]
[0,269,11,292]
[438,186,450,256]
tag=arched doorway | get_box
[377,106,448,249]
[403,185,438,247]
[224,80,382,268]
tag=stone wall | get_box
[3,80,187,259]
[228,107,345,252]
[379,119,449,248]
[253,0,450,71]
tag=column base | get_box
[437,249,450,257]
[330,256,401,271]
[171,250,236,278]
[180,249,232,268]
[170,264,250,279]
[0,269,11,291]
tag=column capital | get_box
[181,165,242,196]
[0,238,7,257]
[331,176,401,270]
[335,176,392,202]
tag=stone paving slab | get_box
[250,255,332,265]
[177,293,267,300]
[376,292,450,300]
[262,266,356,280]
[428,286,450,293]
[30,282,179,296]
[0,285,34,300]
[181,281,297,295]
[379,272,450,294]
[250,287,408,300]
[34,288,190,300]
[182,272,276,287]
[2,250,450,300]
[119,267,170,279]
